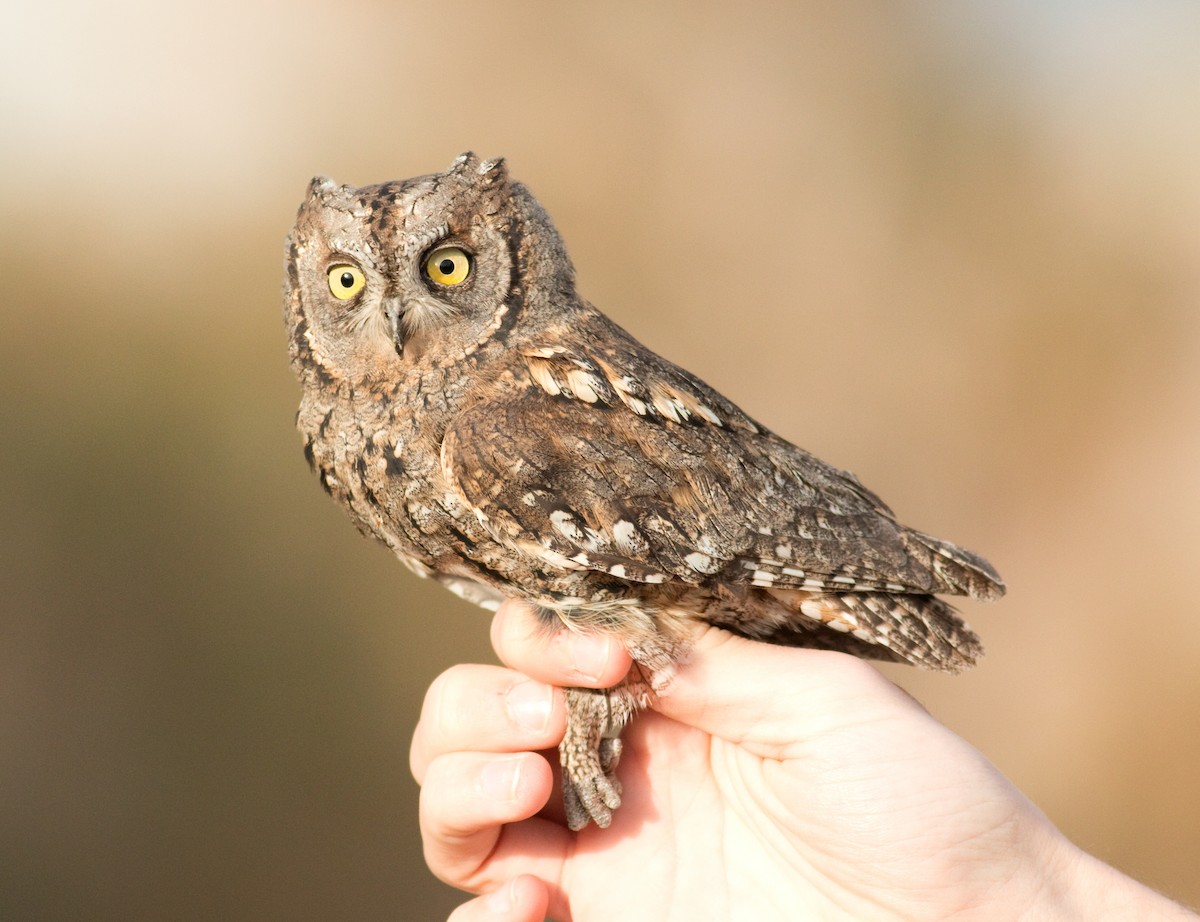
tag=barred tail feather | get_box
[903,529,1006,602]
[811,592,983,673]
[747,589,983,673]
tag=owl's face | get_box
[284,152,571,383]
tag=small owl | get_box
[283,153,1004,830]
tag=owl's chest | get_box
[295,368,638,606]
[298,381,450,548]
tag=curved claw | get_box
[561,686,636,829]
[562,757,622,830]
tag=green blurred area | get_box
[2,2,1198,919]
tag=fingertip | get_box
[410,664,566,787]
[490,599,631,688]
[497,752,556,811]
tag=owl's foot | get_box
[561,685,643,830]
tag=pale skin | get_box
[410,601,1195,922]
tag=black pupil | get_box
[339,271,355,289]
[438,258,456,276]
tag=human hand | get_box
[411,601,1193,921]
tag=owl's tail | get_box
[902,528,1006,602]
[699,581,984,673]
[792,590,983,673]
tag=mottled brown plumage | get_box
[282,153,1005,829]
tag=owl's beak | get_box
[384,297,405,355]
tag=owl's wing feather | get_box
[442,340,1002,600]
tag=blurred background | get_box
[2,1,1198,918]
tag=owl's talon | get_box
[562,758,621,831]
[561,686,637,829]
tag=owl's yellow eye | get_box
[327,265,365,300]
[424,246,472,287]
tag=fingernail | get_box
[568,631,611,682]
[484,878,516,913]
[505,679,553,734]
[480,756,523,803]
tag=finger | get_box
[420,751,569,891]
[446,876,550,922]
[420,751,550,885]
[652,626,922,756]
[490,599,632,688]
[410,664,565,784]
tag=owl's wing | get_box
[441,344,1002,599]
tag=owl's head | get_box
[284,152,574,382]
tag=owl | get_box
[283,152,1004,830]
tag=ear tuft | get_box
[308,176,337,199]
[450,151,478,172]
[478,156,508,184]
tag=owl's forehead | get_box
[310,174,458,223]
[301,173,462,262]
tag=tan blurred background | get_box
[2,1,1198,918]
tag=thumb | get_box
[650,628,920,756]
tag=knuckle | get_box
[424,663,482,719]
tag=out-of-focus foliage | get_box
[1,2,1197,918]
